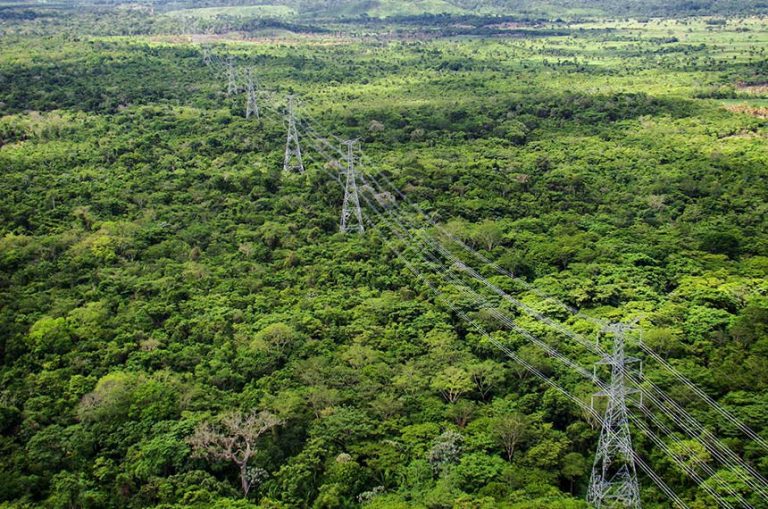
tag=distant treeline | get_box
[8,0,768,18]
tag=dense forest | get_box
[1,3,768,509]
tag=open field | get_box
[163,5,297,19]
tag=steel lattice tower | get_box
[283,96,304,174]
[245,68,259,120]
[226,57,238,96]
[202,45,212,66]
[340,140,364,234]
[588,323,642,509]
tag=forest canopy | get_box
[1,4,767,509]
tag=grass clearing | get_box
[163,5,297,20]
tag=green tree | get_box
[77,372,139,423]
[561,452,588,492]
[432,366,473,404]
[454,453,506,492]
[251,322,301,358]
[468,360,505,401]
[26,316,71,354]
[493,412,529,462]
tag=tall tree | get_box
[187,411,282,497]
[493,412,529,461]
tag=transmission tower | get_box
[245,68,260,120]
[283,96,305,174]
[202,45,212,66]
[226,57,238,96]
[588,323,642,509]
[340,140,365,234]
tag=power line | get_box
[300,131,763,508]
[299,128,741,509]
[195,49,768,507]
